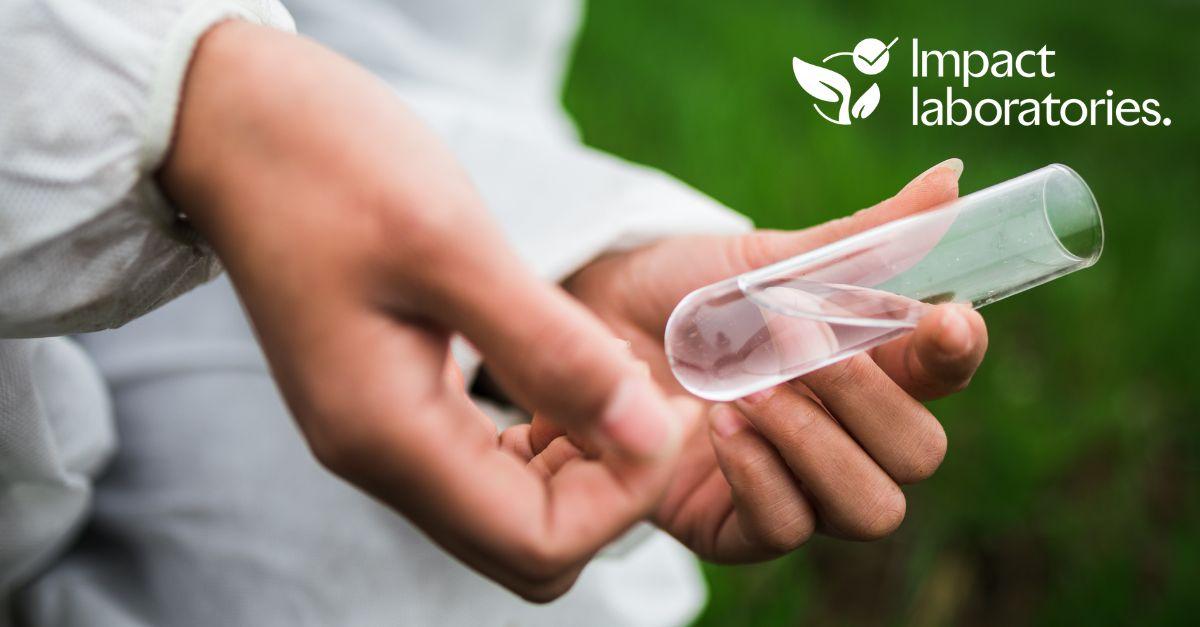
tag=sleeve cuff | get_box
[139,1,296,173]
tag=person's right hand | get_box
[159,21,686,601]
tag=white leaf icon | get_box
[792,57,850,104]
[852,83,881,119]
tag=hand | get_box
[159,22,689,600]
[553,159,988,562]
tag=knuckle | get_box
[774,416,819,446]
[381,206,455,262]
[821,216,859,244]
[768,396,825,442]
[724,445,774,480]
[816,354,872,389]
[748,381,825,437]
[371,182,481,266]
[728,231,782,272]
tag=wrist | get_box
[158,21,272,224]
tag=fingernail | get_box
[936,305,974,357]
[601,377,677,459]
[939,157,964,179]
[904,157,963,191]
[709,404,748,438]
[741,385,777,406]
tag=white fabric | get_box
[0,0,752,625]
[0,339,114,601]
[16,277,708,627]
[286,0,583,138]
[288,0,750,286]
[0,0,294,338]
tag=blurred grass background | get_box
[563,1,1199,625]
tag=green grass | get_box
[563,1,1200,624]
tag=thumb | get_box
[428,250,682,461]
[730,157,963,273]
[615,158,965,330]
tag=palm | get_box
[559,164,973,561]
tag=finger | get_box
[529,415,566,455]
[353,388,680,602]
[519,436,679,586]
[869,303,988,400]
[525,344,649,455]
[444,357,465,389]
[733,385,906,540]
[708,404,816,558]
[721,158,962,277]
[499,424,535,461]
[444,356,500,438]
[308,314,680,602]
[527,436,586,479]
[751,158,961,263]
[422,238,683,461]
[615,159,964,331]
[800,354,948,485]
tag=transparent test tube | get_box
[665,164,1104,401]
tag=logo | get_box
[793,38,1173,128]
[793,37,898,125]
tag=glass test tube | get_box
[665,164,1104,401]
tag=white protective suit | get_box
[0,0,751,625]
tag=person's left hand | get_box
[506,159,988,562]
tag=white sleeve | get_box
[0,0,295,339]
[401,91,754,284]
[404,91,752,389]
[289,0,753,276]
